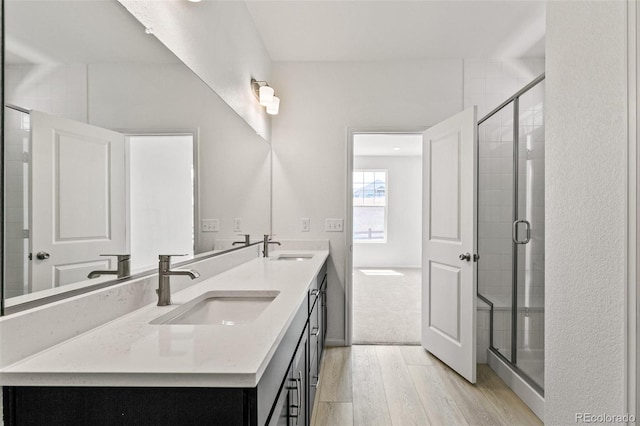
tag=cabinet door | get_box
[269,384,290,426]
[309,350,319,418]
[319,274,328,358]
[309,299,320,361]
[290,330,308,426]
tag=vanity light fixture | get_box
[188,0,202,2]
[251,78,280,115]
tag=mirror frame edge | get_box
[1,0,6,317]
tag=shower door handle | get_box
[512,220,532,244]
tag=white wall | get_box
[352,155,421,268]
[271,60,463,343]
[546,1,628,423]
[119,0,272,141]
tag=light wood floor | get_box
[311,345,542,426]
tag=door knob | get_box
[36,251,50,260]
[459,252,471,262]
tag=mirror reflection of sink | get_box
[271,254,314,261]
[150,290,279,325]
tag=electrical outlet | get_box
[233,218,242,233]
[201,219,219,232]
[301,218,310,232]
[325,218,344,232]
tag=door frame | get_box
[345,126,426,346]
[119,129,200,257]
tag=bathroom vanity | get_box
[1,250,328,426]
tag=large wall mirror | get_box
[2,0,272,313]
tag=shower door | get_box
[514,82,545,389]
[477,74,545,394]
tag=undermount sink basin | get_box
[271,254,314,261]
[150,290,279,325]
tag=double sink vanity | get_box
[0,245,329,426]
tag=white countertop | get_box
[0,250,329,388]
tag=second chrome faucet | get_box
[157,254,199,306]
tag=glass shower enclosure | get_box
[477,74,545,394]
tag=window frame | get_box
[352,168,388,244]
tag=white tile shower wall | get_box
[5,64,88,123]
[477,307,490,363]
[3,109,29,298]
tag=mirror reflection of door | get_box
[4,110,196,298]
[30,110,127,292]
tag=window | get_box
[353,170,387,242]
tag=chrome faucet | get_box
[88,254,131,279]
[232,234,251,246]
[263,234,281,258]
[157,254,200,306]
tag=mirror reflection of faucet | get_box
[262,234,281,258]
[157,254,200,306]
[232,234,251,246]
[87,254,131,279]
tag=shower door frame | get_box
[477,73,545,396]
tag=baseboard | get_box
[325,338,346,347]
[487,349,544,421]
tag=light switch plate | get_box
[301,218,310,232]
[233,218,242,233]
[325,218,344,232]
[202,219,219,232]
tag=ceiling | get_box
[5,1,545,66]
[354,133,423,157]
[245,0,546,62]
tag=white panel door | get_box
[30,111,127,291]
[422,106,477,383]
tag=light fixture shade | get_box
[259,86,274,106]
[266,96,280,115]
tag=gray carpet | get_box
[352,267,421,345]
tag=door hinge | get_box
[22,229,30,239]
[22,152,30,163]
